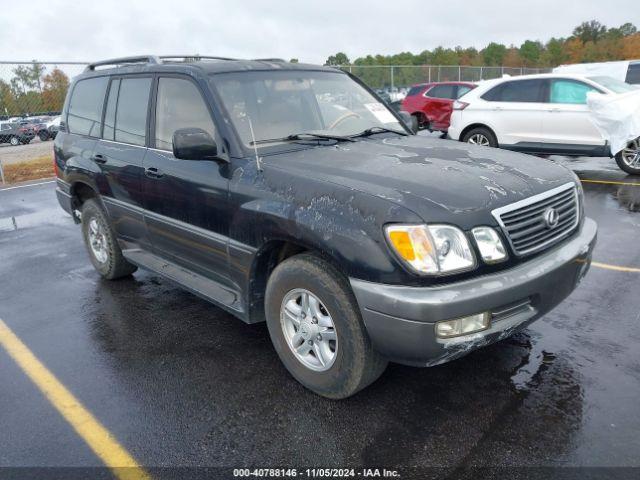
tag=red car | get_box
[401,81,476,132]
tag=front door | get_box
[142,75,231,286]
[541,78,604,148]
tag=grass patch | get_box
[1,156,54,184]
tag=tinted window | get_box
[67,77,109,136]
[456,85,473,98]
[155,77,216,151]
[426,84,457,99]
[550,79,598,104]
[482,79,546,103]
[406,85,425,97]
[114,77,151,146]
[102,79,120,141]
[625,64,640,85]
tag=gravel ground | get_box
[0,137,54,166]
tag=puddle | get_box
[0,209,72,232]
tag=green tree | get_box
[619,22,637,36]
[289,58,299,63]
[325,52,350,66]
[573,20,607,43]
[482,42,507,66]
[519,40,543,67]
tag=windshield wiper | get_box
[250,132,355,145]
[351,126,408,138]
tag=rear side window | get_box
[67,77,109,136]
[113,77,152,146]
[406,85,425,97]
[456,85,474,98]
[102,79,120,141]
[626,64,640,84]
[426,84,457,99]
[550,79,598,104]
[482,79,546,103]
[154,77,216,151]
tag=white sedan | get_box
[447,73,640,175]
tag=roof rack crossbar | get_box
[253,58,286,62]
[158,55,237,62]
[85,56,160,71]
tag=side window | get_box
[154,77,216,151]
[482,80,545,103]
[406,85,425,97]
[550,80,597,104]
[426,84,457,99]
[456,85,473,98]
[67,77,109,136]
[114,77,152,146]
[102,79,120,141]
[626,64,640,84]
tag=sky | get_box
[2,0,639,65]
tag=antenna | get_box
[247,117,263,172]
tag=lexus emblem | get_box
[543,207,560,229]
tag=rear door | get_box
[93,75,153,250]
[480,79,548,146]
[423,84,457,129]
[142,75,231,286]
[541,78,604,148]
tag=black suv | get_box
[55,56,597,398]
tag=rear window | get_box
[406,85,425,97]
[426,84,457,99]
[67,77,109,136]
[482,79,546,103]
[625,64,640,85]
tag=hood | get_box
[264,135,576,229]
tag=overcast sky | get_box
[3,0,638,65]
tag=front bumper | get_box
[350,218,597,367]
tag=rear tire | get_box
[615,139,640,175]
[265,253,387,399]
[462,127,498,148]
[38,131,49,141]
[81,198,137,280]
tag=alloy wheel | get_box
[88,217,108,264]
[280,288,338,372]
[468,134,490,147]
[620,139,640,168]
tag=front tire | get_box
[265,253,387,399]
[462,127,498,148]
[38,131,49,141]
[81,199,137,280]
[615,139,640,175]
[9,136,19,146]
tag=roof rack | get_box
[85,54,237,71]
[159,55,237,62]
[253,58,286,62]
[85,56,160,71]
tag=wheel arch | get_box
[459,123,499,145]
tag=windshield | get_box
[211,70,404,148]
[588,76,636,94]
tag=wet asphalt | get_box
[0,154,639,479]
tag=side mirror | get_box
[398,111,418,134]
[172,128,222,161]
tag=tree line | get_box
[326,20,640,69]
[1,64,70,118]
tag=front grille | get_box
[493,183,579,256]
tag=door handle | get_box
[145,167,164,179]
[92,154,107,164]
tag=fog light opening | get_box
[435,312,490,338]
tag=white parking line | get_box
[0,180,55,192]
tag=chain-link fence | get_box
[339,65,551,91]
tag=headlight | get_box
[471,227,508,263]
[385,224,476,275]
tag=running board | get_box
[122,249,248,322]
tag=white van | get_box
[553,60,640,85]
